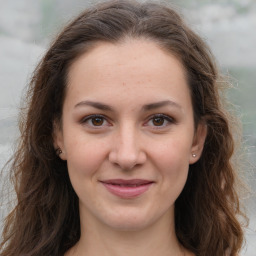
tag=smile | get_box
[100,179,154,198]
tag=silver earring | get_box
[56,148,62,156]
[192,153,196,158]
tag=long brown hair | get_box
[0,1,247,255]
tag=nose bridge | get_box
[110,121,145,169]
[119,123,137,155]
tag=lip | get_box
[100,179,154,198]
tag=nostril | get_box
[108,150,118,164]
[108,138,147,169]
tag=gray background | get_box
[0,0,255,255]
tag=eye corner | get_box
[143,113,176,129]
[80,114,112,128]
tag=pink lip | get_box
[100,179,154,198]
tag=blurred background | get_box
[0,0,255,254]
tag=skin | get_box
[54,39,207,256]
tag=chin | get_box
[107,219,150,232]
[101,209,159,232]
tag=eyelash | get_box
[145,114,175,128]
[80,114,175,129]
[80,114,110,128]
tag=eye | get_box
[145,114,175,128]
[81,115,110,128]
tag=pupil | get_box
[92,117,103,126]
[153,117,164,126]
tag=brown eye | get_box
[145,114,175,128]
[152,117,165,126]
[91,117,104,126]
[81,114,111,129]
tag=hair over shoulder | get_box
[0,1,247,255]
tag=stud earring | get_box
[192,153,196,158]
[56,148,62,156]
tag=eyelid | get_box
[80,114,112,128]
[144,113,176,128]
[80,113,175,129]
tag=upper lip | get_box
[100,179,154,185]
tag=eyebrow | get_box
[74,100,113,111]
[142,100,182,111]
[74,100,182,111]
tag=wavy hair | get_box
[0,0,247,255]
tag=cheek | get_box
[151,138,191,190]
[65,138,109,200]
[152,135,191,168]
[64,134,108,178]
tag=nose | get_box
[109,125,147,170]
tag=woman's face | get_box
[54,39,206,231]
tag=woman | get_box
[0,0,247,255]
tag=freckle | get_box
[122,82,126,86]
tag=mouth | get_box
[100,179,154,198]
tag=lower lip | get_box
[101,182,153,198]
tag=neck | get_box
[67,208,185,256]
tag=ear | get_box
[189,122,207,164]
[53,121,67,160]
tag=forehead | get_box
[68,39,186,77]
[66,39,191,110]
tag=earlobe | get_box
[53,121,67,160]
[189,122,207,164]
